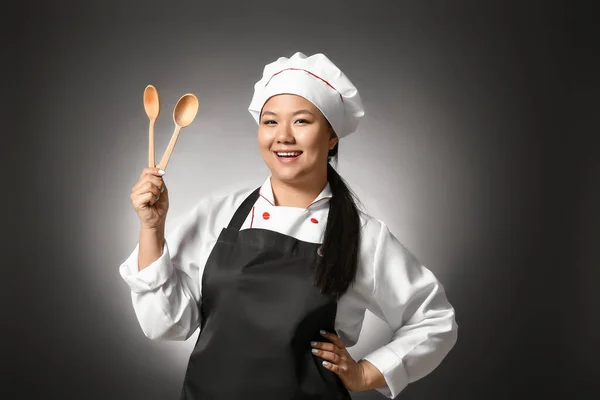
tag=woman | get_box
[120,52,458,399]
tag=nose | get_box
[276,122,295,144]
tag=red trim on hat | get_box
[267,68,344,102]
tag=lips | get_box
[274,151,303,158]
[273,150,302,164]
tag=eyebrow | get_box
[261,109,315,118]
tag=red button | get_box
[310,218,318,224]
[263,212,270,220]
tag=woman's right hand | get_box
[130,168,169,229]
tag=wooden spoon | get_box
[143,85,160,168]
[157,93,199,171]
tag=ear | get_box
[328,128,339,150]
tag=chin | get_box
[269,168,308,184]
[271,172,302,184]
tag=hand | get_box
[311,330,371,392]
[130,167,169,229]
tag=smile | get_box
[275,151,303,158]
[273,151,302,164]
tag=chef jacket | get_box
[119,176,458,398]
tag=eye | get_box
[262,120,277,125]
[295,119,310,124]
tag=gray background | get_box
[9,0,595,399]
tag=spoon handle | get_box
[157,125,182,171]
[148,119,156,168]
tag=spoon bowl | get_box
[173,94,199,127]
[157,93,200,171]
[143,85,160,119]
[144,85,160,167]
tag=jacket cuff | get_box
[119,243,173,293]
[361,345,408,398]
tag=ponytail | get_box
[314,142,362,300]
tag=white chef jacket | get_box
[119,176,458,398]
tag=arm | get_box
[361,221,458,398]
[138,224,165,271]
[119,202,207,341]
[357,360,387,390]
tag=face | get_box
[258,94,338,185]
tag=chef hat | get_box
[248,52,364,138]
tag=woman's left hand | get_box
[311,330,371,392]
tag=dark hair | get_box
[314,141,362,300]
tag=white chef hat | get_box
[248,52,364,139]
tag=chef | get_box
[120,51,458,400]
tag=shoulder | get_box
[357,210,385,243]
[191,185,257,220]
[197,185,258,211]
[356,210,419,265]
[166,185,258,235]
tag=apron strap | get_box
[227,187,261,231]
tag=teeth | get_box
[276,152,301,157]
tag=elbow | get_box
[139,320,195,341]
[131,292,199,341]
[415,304,458,356]
[436,325,458,364]
[445,320,458,353]
[433,308,458,355]
[429,289,459,351]
[143,329,186,342]
[134,304,197,341]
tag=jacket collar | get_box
[259,176,332,209]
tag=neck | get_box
[270,174,328,208]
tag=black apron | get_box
[180,188,351,400]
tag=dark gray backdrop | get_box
[9,1,595,399]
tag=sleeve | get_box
[361,221,458,398]
[118,200,212,341]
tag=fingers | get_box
[132,192,159,210]
[131,168,166,207]
[132,180,162,200]
[138,167,165,181]
[312,347,344,365]
[311,331,350,371]
[132,179,164,197]
[311,337,344,362]
[131,181,167,211]
[323,361,346,373]
[311,341,337,352]
[132,172,164,194]
[319,330,345,347]
[312,331,365,391]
